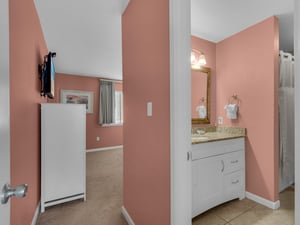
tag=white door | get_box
[0,0,10,224]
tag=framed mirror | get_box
[191,66,211,124]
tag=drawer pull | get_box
[221,160,224,172]
[232,180,239,184]
[231,160,239,164]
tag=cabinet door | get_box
[192,155,224,217]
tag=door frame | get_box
[170,0,192,225]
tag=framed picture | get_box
[60,90,94,113]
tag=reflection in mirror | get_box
[191,66,211,124]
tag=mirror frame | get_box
[192,66,211,124]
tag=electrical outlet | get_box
[96,136,100,141]
[147,102,152,117]
[218,117,223,125]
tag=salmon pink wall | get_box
[9,0,48,224]
[191,36,216,125]
[51,74,123,149]
[122,0,170,224]
[216,16,279,201]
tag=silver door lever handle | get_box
[1,183,28,204]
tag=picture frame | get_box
[60,89,94,113]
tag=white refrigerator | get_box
[41,103,86,212]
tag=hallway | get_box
[36,149,127,225]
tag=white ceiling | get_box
[34,0,294,80]
[191,0,294,52]
[34,0,129,80]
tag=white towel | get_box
[224,104,238,119]
[196,105,206,119]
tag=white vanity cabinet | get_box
[192,138,245,218]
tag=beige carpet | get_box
[36,149,128,225]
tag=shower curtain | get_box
[279,50,295,192]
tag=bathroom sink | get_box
[191,136,209,142]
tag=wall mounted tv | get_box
[39,52,56,98]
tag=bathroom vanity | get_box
[191,128,245,218]
[191,66,246,217]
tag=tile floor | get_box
[192,187,294,225]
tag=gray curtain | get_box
[99,80,115,124]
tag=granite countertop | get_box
[192,126,246,144]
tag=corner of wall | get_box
[215,16,280,202]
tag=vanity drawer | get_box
[192,138,244,160]
[223,170,244,199]
[223,150,244,174]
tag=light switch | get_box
[147,102,152,117]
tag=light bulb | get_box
[191,53,196,64]
[198,54,207,65]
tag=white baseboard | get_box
[121,206,135,225]
[31,202,40,225]
[86,145,123,153]
[246,192,280,209]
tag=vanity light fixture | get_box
[191,49,207,69]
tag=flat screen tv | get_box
[40,52,56,98]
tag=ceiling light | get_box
[191,49,207,68]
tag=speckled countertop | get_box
[192,126,246,144]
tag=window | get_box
[114,91,123,124]
[99,80,123,126]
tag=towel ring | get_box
[228,94,241,105]
[200,97,206,103]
